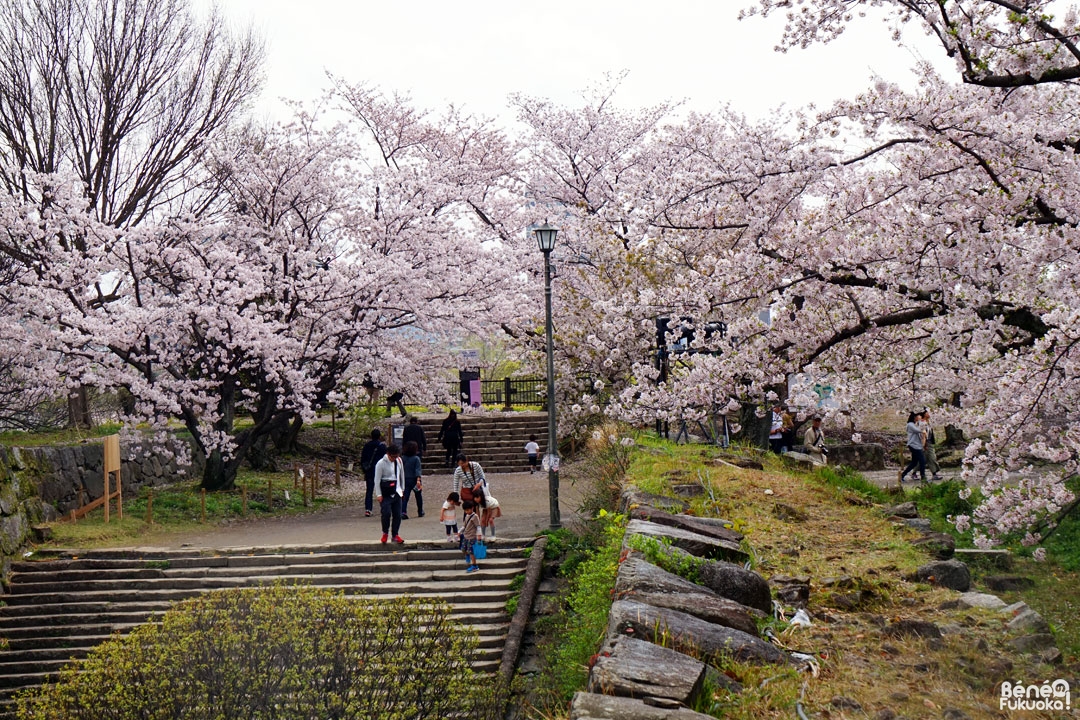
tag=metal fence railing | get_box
[445,377,546,409]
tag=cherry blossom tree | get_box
[734,0,1080,549]
[506,5,1080,550]
[0,84,524,491]
[0,0,264,427]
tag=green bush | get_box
[545,511,625,700]
[1043,507,1080,570]
[17,584,500,720]
[909,479,980,543]
[627,534,705,583]
[814,465,888,503]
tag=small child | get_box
[525,435,539,474]
[460,500,482,573]
[476,491,501,542]
[440,492,460,543]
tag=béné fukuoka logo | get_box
[1000,679,1071,712]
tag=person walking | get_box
[769,403,785,454]
[401,440,424,519]
[440,492,460,543]
[525,435,539,473]
[437,410,464,468]
[374,444,406,544]
[459,500,482,573]
[899,411,928,484]
[781,406,797,453]
[359,429,386,518]
[921,408,943,481]
[803,416,827,466]
[386,391,407,418]
[452,454,487,503]
[402,416,427,457]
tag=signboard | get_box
[70,434,123,523]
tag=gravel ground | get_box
[155,469,586,550]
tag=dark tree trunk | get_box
[274,416,303,452]
[944,424,966,447]
[202,449,239,492]
[246,434,277,471]
[66,385,93,429]
[738,401,770,449]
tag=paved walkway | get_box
[860,467,965,490]
[156,470,584,551]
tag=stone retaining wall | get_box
[0,446,51,581]
[824,442,885,471]
[0,436,202,584]
[12,436,204,516]
[567,487,792,719]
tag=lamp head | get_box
[534,222,559,253]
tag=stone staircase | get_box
[0,541,532,716]
[417,412,550,474]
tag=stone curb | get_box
[499,535,548,685]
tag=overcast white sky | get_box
[208,0,946,123]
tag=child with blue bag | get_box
[459,500,482,573]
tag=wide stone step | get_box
[0,651,507,701]
[0,613,154,634]
[419,415,548,426]
[0,541,531,715]
[0,593,509,626]
[2,600,511,644]
[0,669,65,692]
[10,554,527,585]
[5,586,517,613]
[0,644,510,694]
[12,546,520,571]
[0,594,511,630]
[0,601,174,622]
[7,563,526,597]
[5,629,131,650]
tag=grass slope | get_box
[624,439,1078,720]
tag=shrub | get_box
[815,465,889,504]
[17,584,500,720]
[544,511,625,700]
[909,478,980,544]
[627,534,705,583]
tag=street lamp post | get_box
[534,222,561,529]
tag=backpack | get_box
[361,441,385,472]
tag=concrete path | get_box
[861,467,961,490]
[156,470,585,551]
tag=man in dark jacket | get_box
[360,429,386,517]
[402,416,427,457]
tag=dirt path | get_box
[154,470,585,550]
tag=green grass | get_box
[813,464,890,503]
[37,468,333,549]
[1040,476,1080,571]
[904,478,980,545]
[1043,509,1080,570]
[544,511,625,699]
[626,533,705,582]
[0,423,123,447]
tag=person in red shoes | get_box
[374,444,406,544]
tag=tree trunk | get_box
[66,385,93,429]
[201,448,240,492]
[246,434,277,471]
[738,401,769,449]
[274,416,303,452]
[944,424,966,447]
